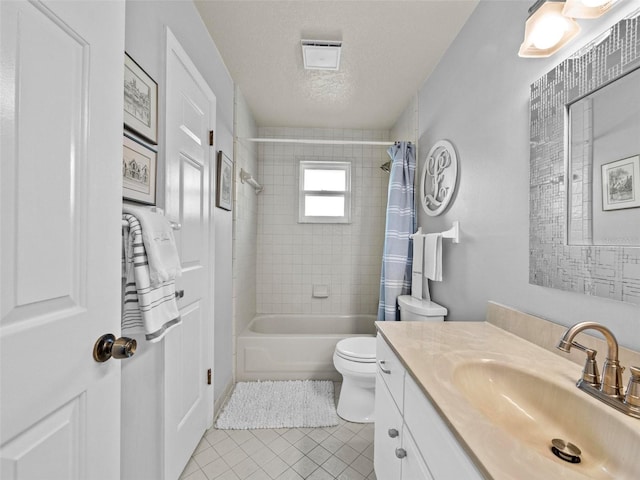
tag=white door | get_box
[164,28,216,480]
[0,1,125,479]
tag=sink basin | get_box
[452,359,640,480]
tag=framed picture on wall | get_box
[601,155,640,211]
[124,53,158,144]
[123,134,157,205]
[216,150,233,211]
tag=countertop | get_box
[375,320,640,480]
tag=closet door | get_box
[164,28,216,480]
[0,1,125,479]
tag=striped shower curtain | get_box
[377,142,416,321]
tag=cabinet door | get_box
[374,373,402,480]
[402,430,435,480]
[404,374,483,480]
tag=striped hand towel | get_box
[122,214,181,342]
[122,204,181,287]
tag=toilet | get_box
[333,298,447,423]
[333,337,377,423]
[397,295,447,321]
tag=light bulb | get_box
[530,14,568,50]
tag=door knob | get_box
[93,334,137,362]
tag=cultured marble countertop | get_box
[375,321,640,480]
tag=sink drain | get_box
[551,439,582,464]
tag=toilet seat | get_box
[335,337,376,363]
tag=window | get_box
[299,161,351,223]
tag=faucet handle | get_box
[624,366,640,407]
[571,342,600,387]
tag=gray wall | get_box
[407,0,640,350]
[125,0,235,408]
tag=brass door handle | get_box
[93,334,137,362]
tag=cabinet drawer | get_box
[404,374,483,480]
[376,334,405,410]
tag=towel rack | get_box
[441,221,460,243]
[240,168,263,194]
[411,221,460,244]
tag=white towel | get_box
[122,205,181,287]
[411,228,424,299]
[122,214,181,342]
[424,233,443,281]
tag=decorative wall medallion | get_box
[420,140,458,216]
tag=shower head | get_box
[380,161,391,173]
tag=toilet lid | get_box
[335,337,376,362]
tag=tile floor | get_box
[179,384,376,480]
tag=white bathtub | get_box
[236,314,377,381]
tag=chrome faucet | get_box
[557,321,640,419]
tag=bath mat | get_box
[215,380,339,430]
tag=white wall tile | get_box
[256,127,389,315]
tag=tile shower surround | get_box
[256,128,390,315]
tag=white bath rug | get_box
[215,380,339,430]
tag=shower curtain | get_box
[378,141,416,321]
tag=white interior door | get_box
[164,27,216,480]
[0,1,125,479]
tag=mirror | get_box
[529,13,640,305]
[568,66,640,246]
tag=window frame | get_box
[298,160,352,224]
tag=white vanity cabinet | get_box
[375,334,483,480]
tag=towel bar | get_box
[441,221,460,243]
[410,221,460,244]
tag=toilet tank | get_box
[397,295,447,322]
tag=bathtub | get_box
[236,314,377,381]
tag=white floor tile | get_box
[194,447,221,468]
[184,409,373,480]
[291,457,319,477]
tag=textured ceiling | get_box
[195,1,478,130]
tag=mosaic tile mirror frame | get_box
[529,11,640,305]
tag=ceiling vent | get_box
[301,40,342,71]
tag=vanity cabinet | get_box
[375,335,483,480]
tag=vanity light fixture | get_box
[301,40,342,71]
[562,0,619,19]
[519,0,581,58]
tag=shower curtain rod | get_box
[242,137,397,146]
